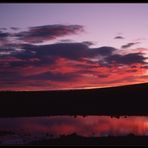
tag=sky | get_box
[1,4,148,90]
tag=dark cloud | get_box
[10,27,20,31]
[2,42,145,71]
[105,53,146,65]
[0,45,19,56]
[14,49,36,59]
[9,61,30,67]
[59,39,74,43]
[35,42,89,60]
[14,43,117,62]
[126,69,138,73]
[141,65,148,69]
[96,74,109,78]
[121,42,140,49]
[89,46,117,57]
[0,31,10,39]
[27,71,78,82]
[0,31,11,46]
[11,42,88,62]
[114,36,124,39]
[15,24,84,43]
[0,71,21,81]
[0,28,7,31]
[0,47,15,52]
[82,41,94,46]
[1,42,147,65]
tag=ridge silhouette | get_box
[0,82,148,117]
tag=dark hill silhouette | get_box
[28,133,148,146]
[1,82,148,117]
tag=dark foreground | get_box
[28,134,148,146]
[1,82,148,117]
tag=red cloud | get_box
[0,56,147,91]
[0,38,148,91]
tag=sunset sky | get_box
[1,3,148,90]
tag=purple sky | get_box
[1,4,148,48]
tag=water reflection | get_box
[0,116,148,144]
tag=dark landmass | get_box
[0,130,15,137]
[1,82,148,117]
[28,133,148,146]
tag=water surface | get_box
[0,116,148,144]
